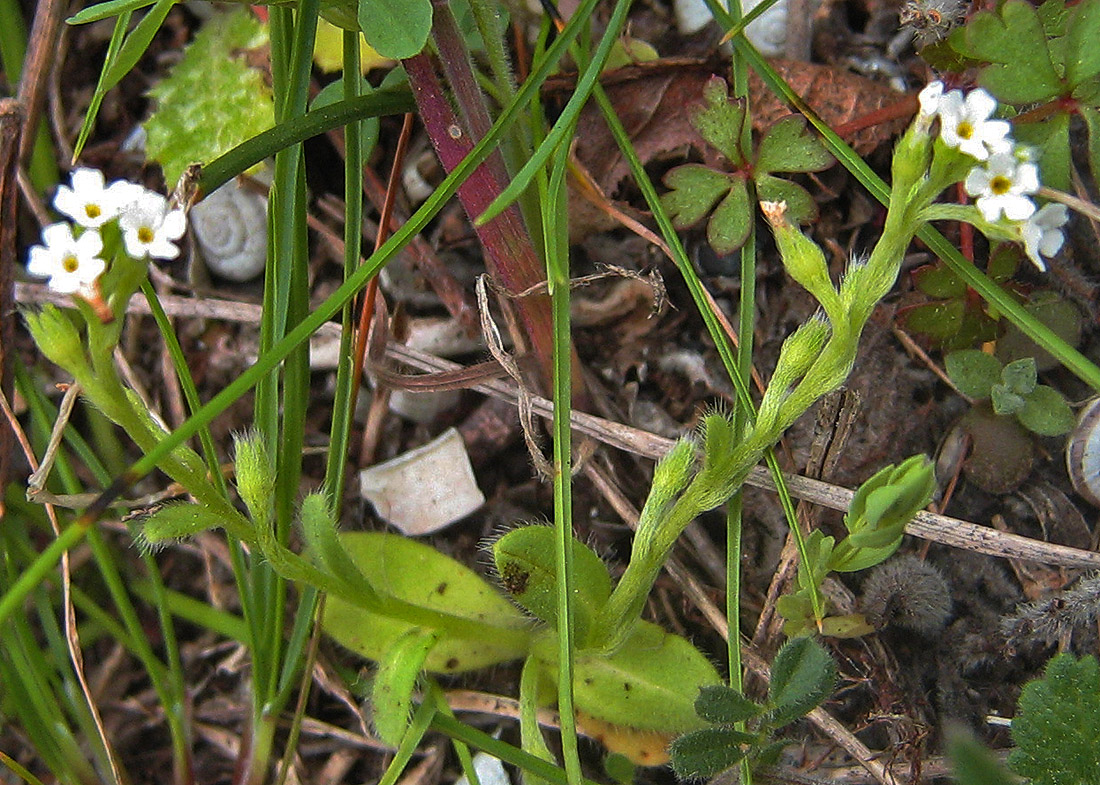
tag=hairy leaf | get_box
[372,629,438,746]
[767,637,837,727]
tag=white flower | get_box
[54,168,142,229]
[938,88,1013,160]
[26,222,106,295]
[916,81,944,132]
[1019,203,1069,271]
[964,152,1039,222]
[119,191,186,259]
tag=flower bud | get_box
[23,305,90,376]
[233,429,275,525]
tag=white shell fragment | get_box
[191,178,268,282]
[1066,397,1100,507]
[359,428,485,535]
[673,0,788,56]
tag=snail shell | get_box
[1066,397,1100,507]
[191,179,267,282]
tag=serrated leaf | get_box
[1065,0,1100,84]
[1001,357,1038,395]
[754,174,818,225]
[371,629,438,746]
[966,0,1064,103]
[767,637,837,727]
[707,177,752,256]
[1017,385,1075,435]
[669,727,753,779]
[358,0,432,59]
[694,685,765,724]
[755,115,833,174]
[1014,111,1071,191]
[1009,653,1100,784]
[323,532,529,673]
[945,350,1003,399]
[144,8,274,186]
[661,165,737,229]
[691,76,748,166]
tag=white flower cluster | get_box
[918,81,1069,271]
[27,168,186,296]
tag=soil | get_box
[4,0,1100,784]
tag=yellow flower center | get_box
[85,204,101,219]
[990,175,1012,195]
[137,226,154,243]
[62,254,79,273]
[957,121,973,140]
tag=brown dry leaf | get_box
[569,58,910,195]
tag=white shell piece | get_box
[1066,397,1100,507]
[191,179,268,282]
[388,389,461,424]
[359,427,485,535]
[455,752,511,785]
[674,0,715,34]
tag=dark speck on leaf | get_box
[446,657,460,670]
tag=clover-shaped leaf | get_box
[755,174,818,225]
[662,166,751,256]
[755,115,834,174]
[964,0,1064,103]
[690,76,749,166]
[1065,0,1100,85]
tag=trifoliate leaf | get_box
[754,115,833,174]
[964,0,1064,103]
[693,685,765,724]
[669,727,753,779]
[690,77,749,166]
[767,637,837,727]
[707,177,752,256]
[662,165,739,230]
[755,174,818,226]
[1010,653,1100,784]
[1017,385,1075,436]
[144,8,274,187]
[945,350,1003,399]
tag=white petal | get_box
[147,238,180,260]
[1039,230,1064,257]
[1016,163,1040,194]
[964,167,990,197]
[75,229,104,257]
[123,232,148,258]
[26,246,56,277]
[976,196,1003,222]
[78,256,106,282]
[49,274,81,294]
[1003,195,1036,221]
[70,168,107,193]
[160,209,187,239]
[966,89,998,121]
[41,222,75,248]
[918,81,943,115]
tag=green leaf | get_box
[1010,653,1100,784]
[767,637,837,727]
[754,115,833,174]
[323,533,529,673]
[694,685,765,724]
[690,76,748,166]
[898,299,967,343]
[754,174,818,225]
[996,291,1083,372]
[101,0,177,95]
[707,176,752,256]
[945,350,1003,399]
[661,165,738,230]
[669,727,753,779]
[372,629,438,746]
[144,8,274,186]
[1064,0,1100,84]
[538,620,722,734]
[991,384,1027,415]
[913,262,966,299]
[1001,357,1038,396]
[965,0,1064,103]
[1014,110,1071,191]
[67,0,157,24]
[1017,385,1075,436]
[492,526,612,643]
[357,0,432,59]
[1080,105,1100,189]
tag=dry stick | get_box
[0,388,126,785]
[0,99,22,513]
[20,281,1100,570]
[15,0,64,166]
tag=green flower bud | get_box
[761,201,842,320]
[233,429,275,526]
[23,305,89,377]
[757,316,831,432]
